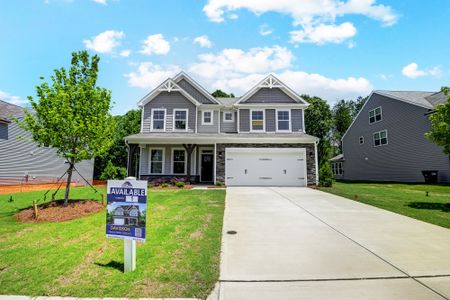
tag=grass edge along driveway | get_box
[319,182,450,229]
[0,186,225,299]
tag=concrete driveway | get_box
[217,187,450,300]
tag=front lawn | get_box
[319,182,450,229]
[0,186,225,298]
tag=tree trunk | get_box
[64,162,74,207]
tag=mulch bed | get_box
[16,200,104,223]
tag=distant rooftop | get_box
[374,90,444,109]
[0,100,24,122]
[214,97,240,108]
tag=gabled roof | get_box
[0,100,24,123]
[330,154,344,162]
[374,90,435,109]
[138,78,201,107]
[425,91,448,107]
[173,71,220,104]
[236,74,309,105]
[215,97,240,108]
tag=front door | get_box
[201,154,214,182]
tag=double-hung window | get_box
[150,148,164,174]
[151,109,166,131]
[173,109,188,131]
[202,110,213,125]
[373,130,388,147]
[276,110,291,132]
[172,149,186,174]
[251,110,265,132]
[369,107,382,124]
[223,111,234,122]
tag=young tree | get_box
[425,87,450,155]
[211,89,234,98]
[332,100,353,152]
[20,51,115,206]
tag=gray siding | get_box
[245,88,297,103]
[343,93,450,183]
[177,78,214,104]
[142,91,196,133]
[139,145,196,175]
[197,110,219,133]
[291,109,303,132]
[266,109,276,132]
[0,118,93,185]
[220,111,237,133]
[0,123,8,140]
[239,109,250,132]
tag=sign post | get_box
[106,178,147,273]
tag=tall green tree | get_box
[20,51,114,206]
[211,89,235,98]
[332,100,353,152]
[426,87,450,155]
[94,109,141,179]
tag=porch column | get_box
[183,144,197,183]
[127,143,139,177]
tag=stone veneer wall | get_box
[215,143,317,185]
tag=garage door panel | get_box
[225,148,306,187]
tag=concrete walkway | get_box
[217,187,450,299]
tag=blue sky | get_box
[1,0,449,115]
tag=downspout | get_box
[314,140,319,185]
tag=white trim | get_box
[314,141,319,185]
[150,108,166,132]
[140,108,144,133]
[368,106,382,125]
[237,109,240,133]
[171,148,187,175]
[138,78,201,107]
[223,111,235,122]
[172,108,189,132]
[301,108,306,133]
[359,136,364,145]
[173,71,220,104]
[235,103,307,108]
[195,106,198,133]
[250,109,265,132]
[275,109,291,132]
[201,110,214,125]
[373,129,388,147]
[218,111,221,133]
[149,147,165,175]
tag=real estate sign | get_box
[106,179,147,241]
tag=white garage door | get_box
[225,148,307,187]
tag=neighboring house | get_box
[113,205,139,226]
[0,100,94,185]
[125,72,319,187]
[331,91,450,183]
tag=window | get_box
[373,130,388,147]
[251,110,265,132]
[223,111,234,122]
[172,149,186,174]
[149,148,164,174]
[369,107,382,124]
[202,110,213,125]
[276,110,291,132]
[359,136,364,145]
[173,109,188,131]
[151,109,166,131]
[0,123,8,140]
[332,162,343,175]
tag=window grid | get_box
[251,110,265,132]
[369,107,382,124]
[373,130,388,147]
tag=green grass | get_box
[318,182,450,229]
[0,186,225,298]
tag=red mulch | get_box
[16,200,104,223]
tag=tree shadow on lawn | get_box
[94,260,124,272]
[407,202,450,212]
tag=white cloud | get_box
[140,34,170,55]
[125,62,181,89]
[203,0,397,45]
[401,63,441,79]
[228,13,239,20]
[290,22,356,44]
[0,90,27,106]
[120,49,131,57]
[189,45,293,79]
[193,35,213,48]
[83,30,124,53]
[92,0,107,4]
[259,24,273,36]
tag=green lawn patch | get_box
[0,186,225,298]
[318,182,450,229]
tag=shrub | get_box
[161,183,169,188]
[214,181,224,187]
[100,161,127,180]
[175,181,185,188]
[319,161,333,187]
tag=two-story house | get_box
[125,72,319,186]
[331,90,450,183]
